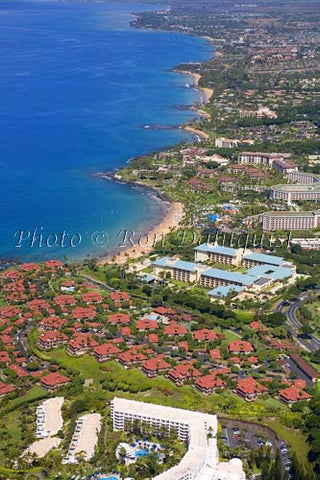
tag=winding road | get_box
[276,293,320,354]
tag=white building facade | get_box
[110,397,246,480]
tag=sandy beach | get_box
[183,125,210,140]
[178,70,214,104]
[99,200,183,265]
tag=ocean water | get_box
[0,0,212,261]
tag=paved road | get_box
[276,293,320,354]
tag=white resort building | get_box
[111,397,246,480]
[152,245,295,298]
[63,413,101,464]
[36,397,64,438]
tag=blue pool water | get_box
[0,0,212,261]
[135,448,149,457]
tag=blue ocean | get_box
[0,0,212,261]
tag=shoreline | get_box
[97,55,214,265]
[96,174,184,265]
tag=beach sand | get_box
[99,200,183,265]
[178,70,214,104]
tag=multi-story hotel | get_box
[153,247,295,295]
[110,397,245,480]
[270,183,320,203]
[242,251,296,271]
[215,137,239,149]
[262,211,320,231]
[199,268,256,289]
[194,243,243,266]
[288,171,320,185]
[153,258,203,283]
[238,152,298,176]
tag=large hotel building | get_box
[238,152,297,174]
[270,172,320,203]
[262,211,320,231]
[111,397,245,480]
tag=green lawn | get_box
[234,310,255,323]
[2,385,48,413]
[265,420,310,468]
[222,329,242,341]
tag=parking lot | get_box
[219,418,291,477]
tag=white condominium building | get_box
[110,397,245,480]
[262,211,320,231]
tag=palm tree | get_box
[118,446,127,464]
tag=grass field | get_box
[265,420,310,467]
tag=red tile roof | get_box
[27,299,50,311]
[136,318,158,331]
[0,381,15,397]
[118,350,147,365]
[20,263,40,272]
[0,351,10,363]
[68,333,98,351]
[228,340,254,354]
[209,349,222,360]
[0,306,21,318]
[94,343,121,357]
[153,307,175,315]
[108,313,131,325]
[279,385,311,403]
[195,375,225,391]
[142,356,170,373]
[247,356,259,364]
[249,321,268,331]
[237,377,267,396]
[168,363,201,381]
[81,292,104,304]
[38,331,68,345]
[121,327,132,336]
[40,372,70,388]
[39,316,67,330]
[44,260,64,268]
[177,341,189,351]
[148,333,159,343]
[72,306,96,320]
[54,294,76,306]
[194,329,218,341]
[165,322,188,336]
[109,291,131,301]
[8,364,28,378]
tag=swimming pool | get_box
[135,449,149,457]
[100,477,118,480]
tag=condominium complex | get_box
[288,171,320,185]
[153,258,203,283]
[238,152,297,174]
[110,397,245,480]
[215,137,239,149]
[262,211,320,231]
[270,172,320,203]
[194,244,243,266]
[271,183,320,202]
[153,245,295,295]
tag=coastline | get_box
[94,173,184,265]
[98,198,183,265]
[97,60,214,264]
